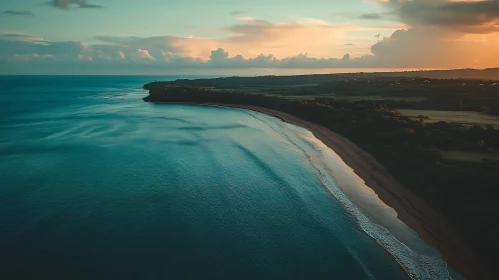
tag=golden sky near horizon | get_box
[1,0,498,73]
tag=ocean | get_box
[0,76,458,279]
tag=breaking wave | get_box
[246,110,452,280]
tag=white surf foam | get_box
[246,110,453,280]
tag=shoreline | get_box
[156,101,484,279]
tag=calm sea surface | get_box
[0,76,457,279]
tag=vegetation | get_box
[398,109,499,128]
[160,74,499,118]
[143,82,499,272]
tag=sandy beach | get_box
[191,103,486,279]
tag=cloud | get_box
[2,10,34,16]
[229,11,246,16]
[46,0,104,9]
[220,18,345,58]
[368,27,499,68]
[0,30,476,74]
[137,49,155,60]
[359,13,385,20]
[1,10,498,74]
[296,18,331,26]
[359,0,499,69]
[94,35,187,58]
[93,18,374,61]
[377,0,499,33]
[0,36,88,58]
[0,34,46,42]
[0,16,402,69]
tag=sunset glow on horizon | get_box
[1,0,498,74]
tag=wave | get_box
[245,110,452,280]
[45,120,136,139]
[175,124,250,131]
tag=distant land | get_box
[342,67,499,80]
[143,68,499,279]
[157,68,499,118]
[161,67,499,87]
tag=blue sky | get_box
[1,0,498,74]
[2,0,390,41]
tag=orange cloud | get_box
[166,18,401,60]
[370,27,499,68]
[374,0,499,33]
[2,9,498,73]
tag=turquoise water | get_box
[0,76,454,279]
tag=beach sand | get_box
[195,103,486,280]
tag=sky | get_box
[1,0,498,74]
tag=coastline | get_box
[158,102,484,279]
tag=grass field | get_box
[237,84,427,102]
[333,95,425,102]
[398,109,499,128]
[238,84,319,93]
[258,94,320,100]
[441,151,499,162]
[262,94,427,101]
